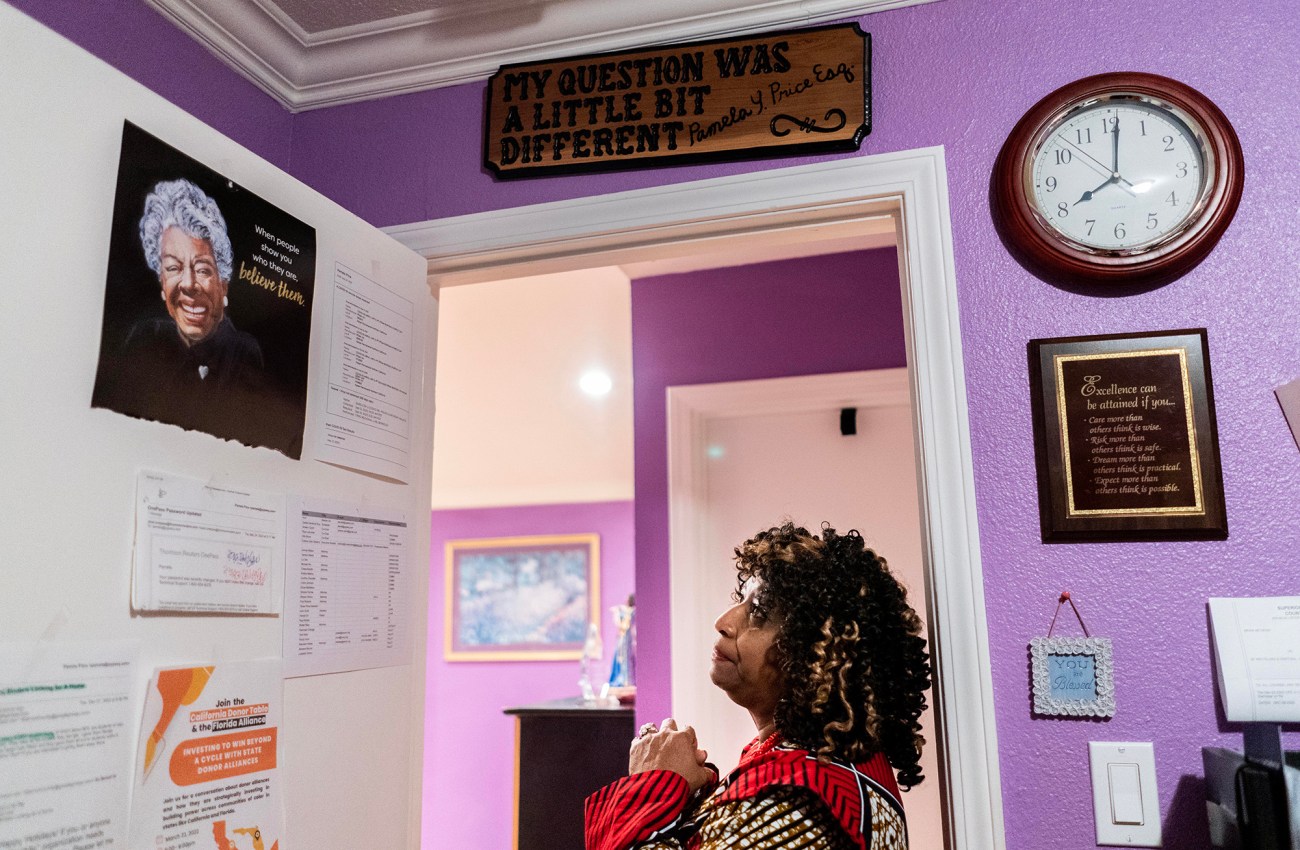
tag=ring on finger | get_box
[636,722,658,739]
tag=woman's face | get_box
[710,578,784,714]
[159,226,226,344]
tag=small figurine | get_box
[607,595,636,702]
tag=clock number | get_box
[1054,148,1073,165]
[1114,222,1127,239]
[1101,116,1118,134]
[1176,161,1188,178]
[1166,191,1179,207]
[1146,213,1159,230]
[1139,120,1148,136]
[1057,202,1069,218]
[1075,128,1093,145]
[1045,176,1057,192]
[1162,135,1175,152]
[1085,219,1096,236]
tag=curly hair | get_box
[139,179,233,282]
[734,522,931,789]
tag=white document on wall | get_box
[1275,377,1300,452]
[130,660,283,850]
[282,497,411,677]
[314,261,415,483]
[0,641,139,850]
[1208,596,1300,722]
[133,470,286,614]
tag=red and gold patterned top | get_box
[584,734,908,850]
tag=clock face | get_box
[1027,98,1211,254]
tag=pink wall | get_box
[425,502,635,850]
[18,0,1300,847]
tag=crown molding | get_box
[143,0,943,112]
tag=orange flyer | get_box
[131,661,283,850]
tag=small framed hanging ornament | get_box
[1029,591,1115,718]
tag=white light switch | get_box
[1089,742,1161,847]
[1108,763,1143,824]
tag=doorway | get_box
[392,149,1005,850]
[667,368,944,849]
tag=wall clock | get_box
[992,72,1243,286]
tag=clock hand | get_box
[1104,117,1143,196]
[1073,175,1117,205]
[1111,115,1120,176]
[1058,137,1114,181]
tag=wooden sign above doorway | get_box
[483,23,871,179]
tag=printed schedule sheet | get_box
[314,261,414,483]
[282,498,411,677]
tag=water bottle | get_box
[578,622,602,702]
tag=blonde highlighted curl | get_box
[734,522,931,789]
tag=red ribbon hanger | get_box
[1047,590,1091,638]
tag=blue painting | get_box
[446,535,598,660]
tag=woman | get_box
[117,179,264,436]
[127,178,263,384]
[585,522,930,850]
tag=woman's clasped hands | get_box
[628,718,713,792]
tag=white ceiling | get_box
[429,218,896,509]
[430,266,635,509]
[143,0,942,111]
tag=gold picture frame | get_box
[1028,329,1227,541]
[444,534,600,661]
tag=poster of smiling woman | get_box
[92,121,315,458]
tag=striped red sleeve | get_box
[584,770,691,850]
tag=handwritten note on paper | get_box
[133,470,285,614]
[1209,596,1300,723]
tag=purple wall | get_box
[5,0,293,169]
[22,0,1300,846]
[281,4,1297,847]
[425,502,635,850]
[631,248,906,728]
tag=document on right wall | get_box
[1208,596,1300,722]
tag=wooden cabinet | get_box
[505,698,635,850]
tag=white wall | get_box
[0,10,435,850]
[431,267,634,508]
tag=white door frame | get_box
[387,147,1005,850]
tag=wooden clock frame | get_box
[992,72,1244,287]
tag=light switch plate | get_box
[1089,742,1161,846]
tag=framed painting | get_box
[444,533,599,661]
[1027,328,1227,542]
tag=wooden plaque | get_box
[484,23,871,178]
[1028,329,1227,542]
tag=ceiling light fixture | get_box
[579,370,613,396]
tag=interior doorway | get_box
[393,149,1006,850]
[667,368,944,849]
